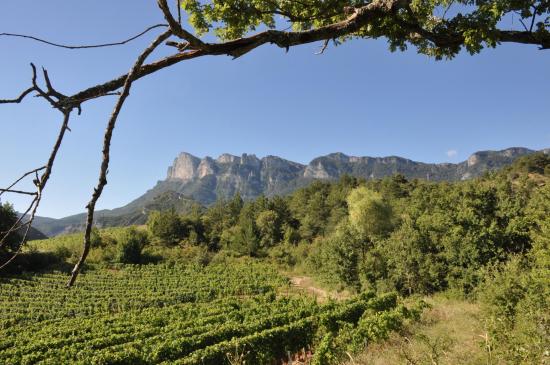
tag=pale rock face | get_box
[198,157,217,178]
[167,152,200,180]
[467,154,480,167]
[240,153,261,168]
[303,162,331,179]
[217,154,237,164]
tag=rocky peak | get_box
[217,153,238,164]
[303,153,352,179]
[167,152,200,181]
[467,153,481,167]
[304,158,335,179]
[325,152,351,162]
[240,153,261,168]
[467,147,533,168]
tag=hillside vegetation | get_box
[2,152,548,364]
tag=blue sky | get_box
[1,1,549,218]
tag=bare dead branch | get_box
[0,24,168,50]
[0,69,73,264]
[0,87,35,104]
[0,166,45,199]
[157,0,207,49]
[0,189,37,196]
[315,39,330,54]
[0,200,37,270]
[66,29,173,287]
[177,0,182,25]
[0,110,71,262]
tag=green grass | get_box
[347,294,492,365]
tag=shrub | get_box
[147,210,185,245]
[116,228,148,264]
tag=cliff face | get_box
[158,147,541,204]
[164,153,304,202]
[166,152,201,181]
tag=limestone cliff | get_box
[159,147,542,204]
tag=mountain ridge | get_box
[161,147,547,200]
[29,147,549,237]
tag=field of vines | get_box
[0,261,420,364]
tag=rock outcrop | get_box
[159,147,542,204]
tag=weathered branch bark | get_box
[0,189,37,196]
[66,30,173,287]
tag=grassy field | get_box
[346,295,494,365]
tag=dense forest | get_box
[1,152,548,364]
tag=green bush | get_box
[268,243,296,267]
[147,210,185,245]
[0,201,20,254]
[478,184,550,364]
[116,228,148,264]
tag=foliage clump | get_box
[180,0,550,59]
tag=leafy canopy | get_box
[181,0,550,58]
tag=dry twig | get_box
[66,29,173,287]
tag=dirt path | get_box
[288,275,349,302]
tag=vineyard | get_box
[0,260,420,364]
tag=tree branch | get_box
[157,0,207,49]
[0,189,37,196]
[63,0,550,107]
[66,29,173,287]
[0,87,35,104]
[0,167,45,199]
[0,24,168,50]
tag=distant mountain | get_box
[33,147,548,237]
[157,147,548,204]
[13,221,48,241]
[31,191,197,237]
